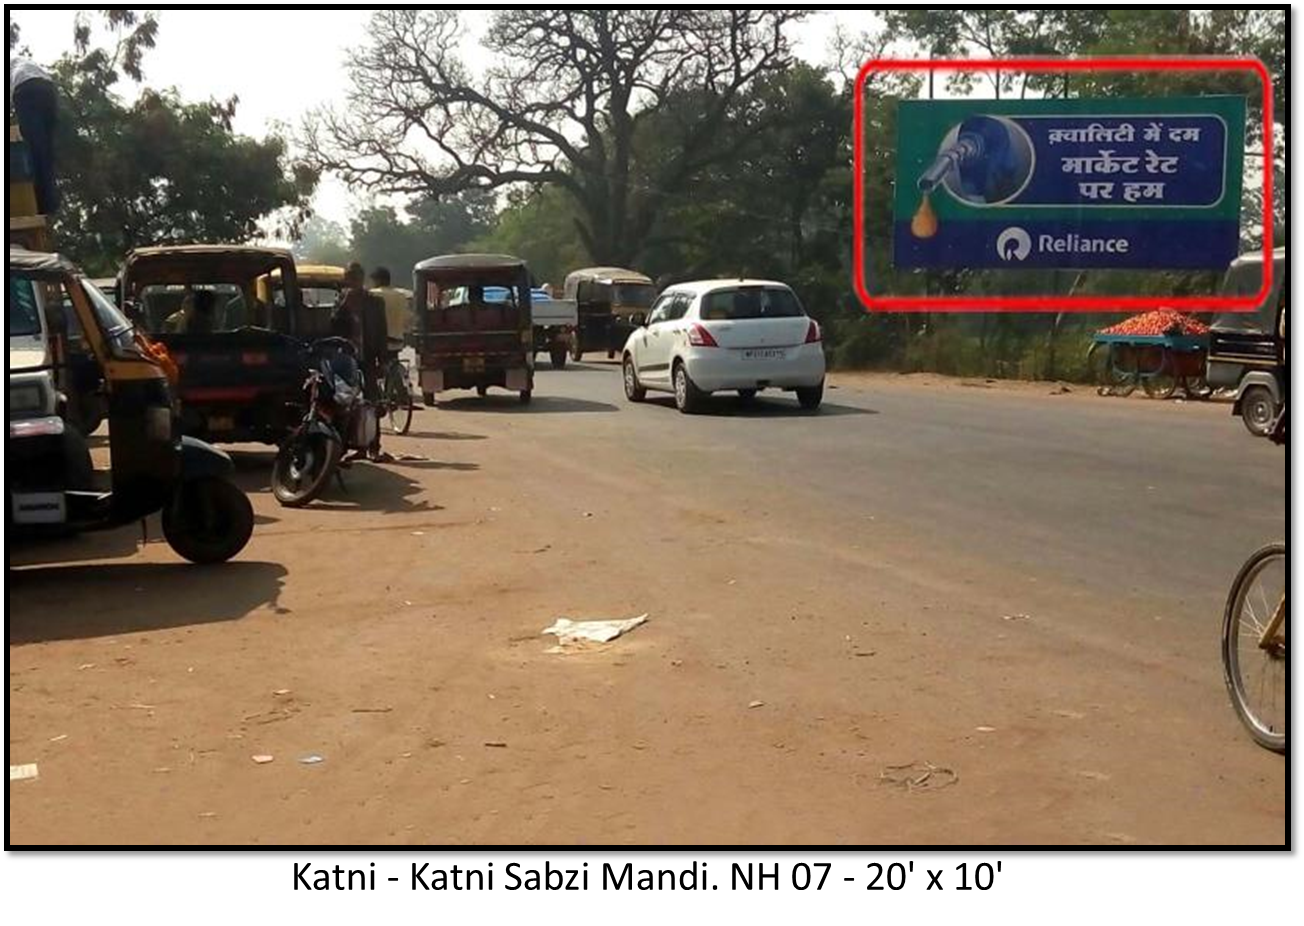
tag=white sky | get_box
[10,8,882,227]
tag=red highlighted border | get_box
[853,57,1274,312]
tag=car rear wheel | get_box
[796,380,824,411]
[673,362,706,414]
[623,356,646,402]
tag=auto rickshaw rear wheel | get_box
[162,476,254,564]
[550,348,568,369]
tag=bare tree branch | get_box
[300,8,808,264]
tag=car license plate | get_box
[207,415,235,433]
[463,356,486,372]
[12,492,66,525]
[742,348,785,360]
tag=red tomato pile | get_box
[1101,310,1210,337]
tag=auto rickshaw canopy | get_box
[9,244,82,280]
[122,245,298,289]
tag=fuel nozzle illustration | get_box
[911,115,1035,239]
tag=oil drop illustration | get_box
[910,192,939,239]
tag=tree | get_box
[469,186,588,287]
[22,11,316,274]
[293,215,350,266]
[302,8,807,266]
[348,190,496,283]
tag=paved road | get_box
[8,364,1286,845]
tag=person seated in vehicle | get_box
[163,289,194,332]
[164,289,217,334]
[186,290,218,334]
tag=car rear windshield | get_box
[700,287,804,320]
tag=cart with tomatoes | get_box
[1089,311,1212,400]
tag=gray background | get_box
[2,860,1304,926]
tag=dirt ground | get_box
[7,367,1287,845]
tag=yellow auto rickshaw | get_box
[9,245,254,563]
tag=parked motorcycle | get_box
[271,337,379,507]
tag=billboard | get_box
[892,96,1246,271]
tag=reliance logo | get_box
[996,227,1032,262]
[998,226,1132,261]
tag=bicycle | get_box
[1221,542,1286,753]
[379,351,414,436]
[1220,405,1288,753]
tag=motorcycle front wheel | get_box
[272,431,341,508]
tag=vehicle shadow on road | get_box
[437,395,619,413]
[7,561,288,644]
[551,361,619,372]
[401,429,488,441]
[305,461,452,514]
[8,523,147,568]
[386,457,480,472]
[644,396,878,418]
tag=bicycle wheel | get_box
[383,362,414,435]
[1221,543,1287,753]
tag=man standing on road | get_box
[10,56,60,215]
[370,266,411,359]
[332,262,392,463]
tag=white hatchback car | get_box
[621,279,825,413]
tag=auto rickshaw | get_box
[8,245,254,563]
[1206,247,1287,435]
[414,254,534,403]
[259,263,345,341]
[563,266,656,361]
[120,245,307,444]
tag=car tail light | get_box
[687,324,719,347]
[805,320,822,344]
[242,351,269,365]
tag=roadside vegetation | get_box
[10,9,1285,383]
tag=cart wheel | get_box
[1143,371,1179,400]
[1088,343,1113,396]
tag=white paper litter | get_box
[542,614,649,646]
[10,764,39,782]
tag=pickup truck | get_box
[529,288,578,369]
[483,285,577,369]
